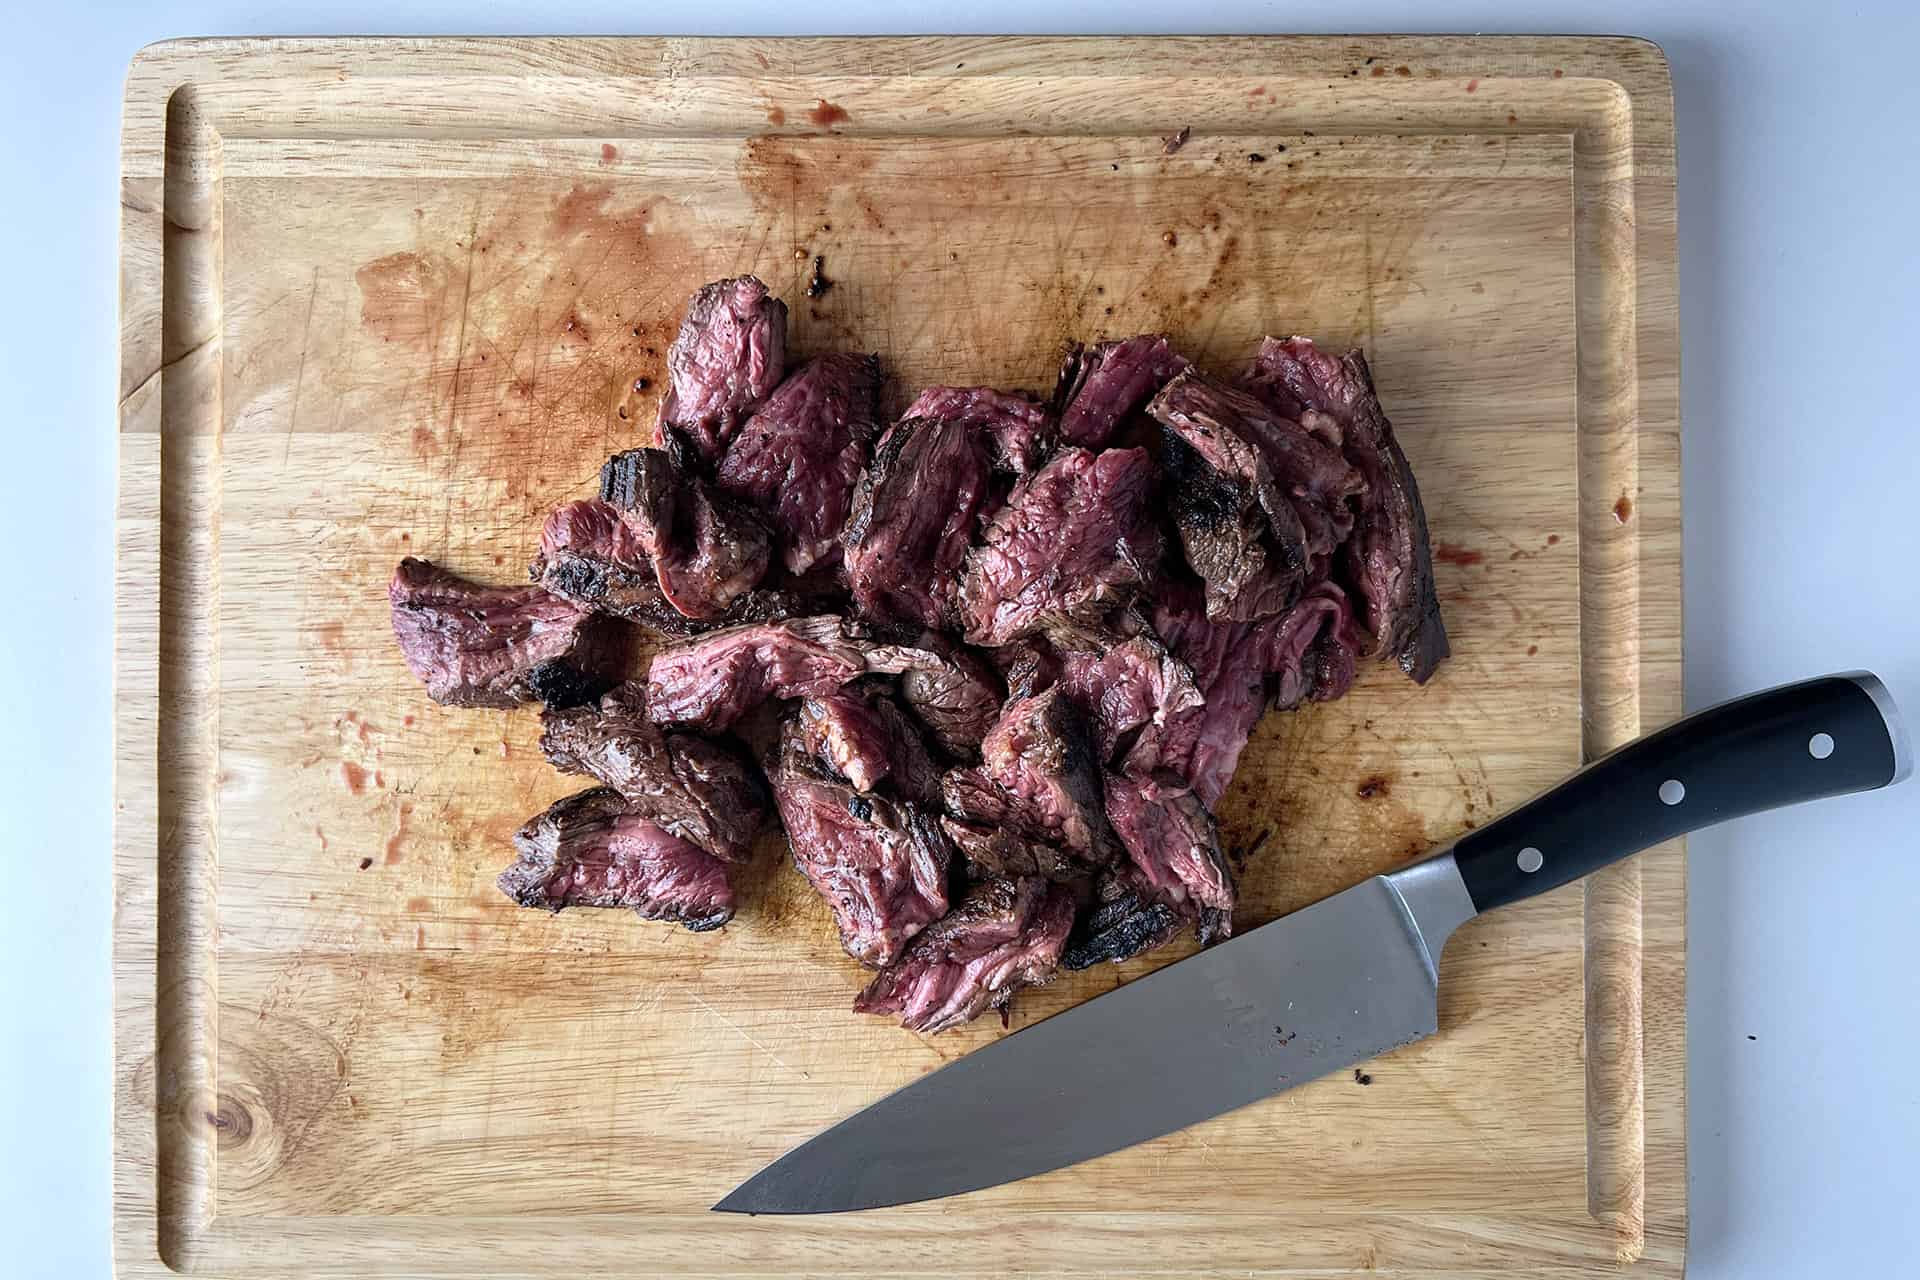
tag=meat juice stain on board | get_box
[351,180,696,516]
[1432,542,1485,567]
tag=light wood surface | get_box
[116,36,1681,1278]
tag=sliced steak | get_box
[990,639,1062,703]
[643,615,874,731]
[771,731,952,967]
[1144,582,1274,806]
[1264,579,1366,711]
[795,688,941,803]
[958,446,1160,646]
[1062,877,1181,969]
[940,766,1091,881]
[1150,368,1362,620]
[716,353,883,575]
[980,687,1118,865]
[597,446,772,621]
[498,788,734,931]
[1056,632,1207,766]
[528,499,679,627]
[389,557,625,709]
[843,416,994,630]
[853,876,1076,1033]
[891,635,1004,759]
[1245,337,1448,682]
[539,684,767,861]
[656,275,788,462]
[1104,772,1235,944]
[903,384,1054,475]
[1055,334,1188,448]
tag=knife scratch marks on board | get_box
[284,268,321,469]
[691,994,811,1079]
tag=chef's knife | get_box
[715,671,1910,1215]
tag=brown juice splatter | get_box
[808,99,850,127]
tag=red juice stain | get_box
[406,897,430,913]
[1547,533,1561,545]
[808,99,850,127]
[600,143,618,164]
[1466,78,1479,92]
[766,105,786,125]
[402,714,415,728]
[340,762,369,795]
[1433,543,1485,567]
[385,803,413,865]
[1527,644,1539,656]
[1613,495,1634,524]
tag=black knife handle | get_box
[1453,672,1910,914]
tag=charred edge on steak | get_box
[1062,888,1181,969]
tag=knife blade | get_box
[716,671,1910,1215]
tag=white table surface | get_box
[5,3,1915,1276]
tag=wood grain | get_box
[116,36,1681,1278]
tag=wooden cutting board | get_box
[115,36,1681,1278]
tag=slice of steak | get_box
[980,687,1119,866]
[1143,582,1275,807]
[716,353,883,575]
[771,730,952,967]
[939,767,1092,881]
[539,684,767,861]
[1264,579,1367,711]
[891,636,1004,759]
[958,446,1161,646]
[388,557,625,709]
[654,483,773,619]
[656,275,788,462]
[1151,368,1362,620]
[903,385,1055,475]
[1061,877,1181,969]
[794,688,941,803]
[598,447,771,620]
[529,499,677,623]
[1157,410,1304,622]
[1104,772,1235,944]
[1056,632,1207,766]
[1055,334,1188,448]
[989,639,1062,703]
[643,615,874,731]
[843,416,994,630]
[1245,337,1449,682]
[498,788,734,931]
[853,876,1076,1033]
